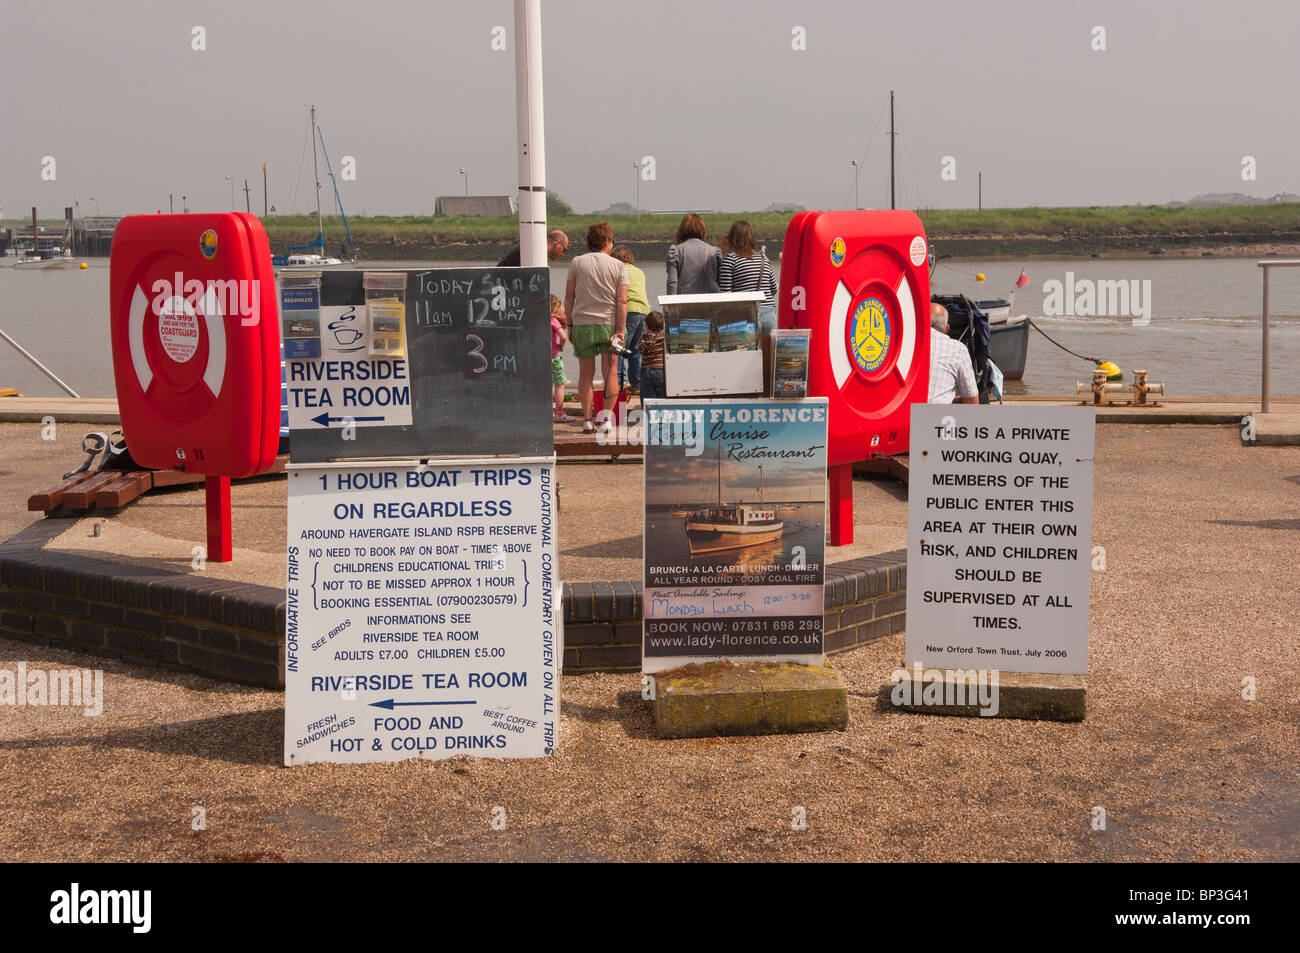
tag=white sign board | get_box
[659,292,765,397]
[285,302,415,433]
[284,458,560,764]
[906,405,1094,675]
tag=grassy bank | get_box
[212,203,1300,260]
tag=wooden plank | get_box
[853,454,910,485]
[61,471,125,509]
[28,472,97,512]
[553,436,642,459]
[887,454,910,483]
[31,454,288,516]
[149,469,206,488]
[94,471,154,509]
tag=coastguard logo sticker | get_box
[849,296,891,374]
[830,237,846,267]
[199,229,218,261]
[909,235,927,267]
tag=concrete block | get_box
[890,668,1085,721]
[1251,412,1300,446]
[652,660,848,739]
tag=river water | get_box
[2,256,1297,398]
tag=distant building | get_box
[1169,192,1300,208]
[594,203,716,216]
[435,195,516,217]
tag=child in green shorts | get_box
[550,295,574,422]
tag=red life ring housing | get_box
[778,210,931,466]
[109,213,279,477]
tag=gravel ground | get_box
[0,424,1296,861]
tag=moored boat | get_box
[976,298,1030,381]
[273,106,358,270]
[12,207,73,269]
[683,448,784,555]
[13,248,73,269]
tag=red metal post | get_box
[829,462,853,546]
[205,475,233,562]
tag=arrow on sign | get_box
[311,412,385,427]
[369,698,478,709]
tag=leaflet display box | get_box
[363,271,407,358]
[280,271,322,361]
[769,329,812,399]
[659,292,764,397]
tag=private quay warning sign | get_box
[284,460,559,764]
[905,404,1095,676]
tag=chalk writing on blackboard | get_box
[292,266,549,462]
[467,334,487,374]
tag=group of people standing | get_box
[531,213,779,433]
[520,217,985,428]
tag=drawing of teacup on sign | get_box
[328,306,364,351]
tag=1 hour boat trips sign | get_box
[283,460,560,763]
[641,399,829,673]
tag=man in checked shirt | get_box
[928,303,979,404]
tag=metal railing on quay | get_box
[1258,259,1300,414]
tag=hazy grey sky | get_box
[3,0,1298,218]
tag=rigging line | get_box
[844,97,890,208]
[939,261,984,279]
[290,120,309,216]
[893,104,925,212]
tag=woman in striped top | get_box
[719,220,779,335]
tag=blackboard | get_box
[288,267,552,462]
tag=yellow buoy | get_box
[1097,361,1122,381]
[80,262,88,269]
[975,273,985,281]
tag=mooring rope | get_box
[1026,318,1102,365]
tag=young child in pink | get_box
[550,295,574,422]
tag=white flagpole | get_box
[514,0,547,267]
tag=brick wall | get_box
[0,546,908,687]
[563,550,907,671]
[0,548,284,687]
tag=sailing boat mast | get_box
[717,439,728,509]
[759,465,764,508]
[311,105,323,247]
[888,90,896,210]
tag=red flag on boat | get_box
[1015,269,1030,288]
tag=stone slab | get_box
[0,397,120,424]
[1250,412,1300,446]
[890,668,1086,721]
[651,660,848,739]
